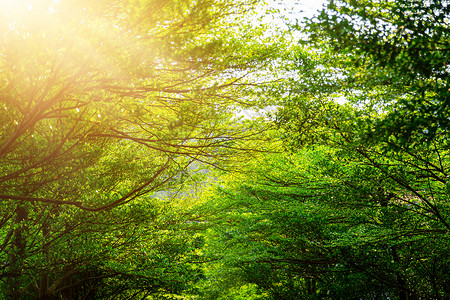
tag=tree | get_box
[303,0,450,146]
[196,138,450,299]
[277,0,450,297]
[193,0,450,299]
[0,0,278,298]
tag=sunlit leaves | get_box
[303,0,450,146]
[0,0,280,298]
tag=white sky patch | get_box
[273,0,326,19]
[236,0,328,120]
[262,0,327,28]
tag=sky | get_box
[269,0,327,25]
[238,0,328,119]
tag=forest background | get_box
[0,0,449,299]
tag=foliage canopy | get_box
[0,0,277,298]
[1,0,449,299]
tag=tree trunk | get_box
[39,220,50,299]
[391,246,409,300]
[6,205,28,299]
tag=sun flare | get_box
[0,0,33,16]
[0,0,60,20]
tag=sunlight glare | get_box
[0,0,61,20]
[0,0,33,17]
